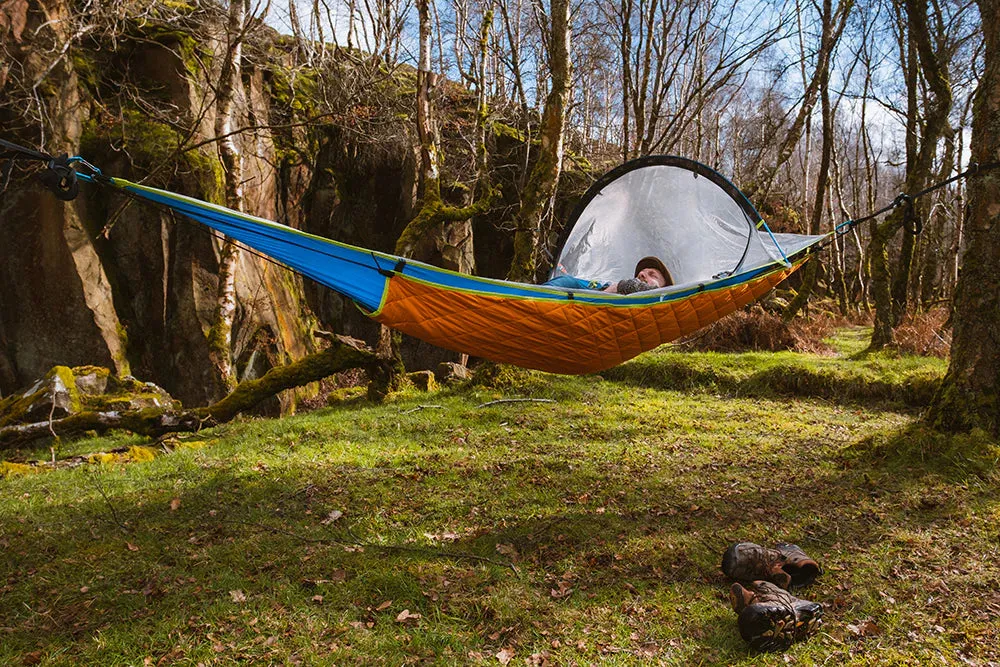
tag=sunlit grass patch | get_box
[604,338,946,407]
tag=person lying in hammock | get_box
[544,256,673,294]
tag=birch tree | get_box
[207,0,251,391]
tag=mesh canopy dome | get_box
[552,156,823,288]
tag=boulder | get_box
[407,370,437,392]
[0,366,179,427]
[0,367,79,426]
[435,362,472,385]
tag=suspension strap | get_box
[0,138,112,201]
[835,161,1000,237]
[37,154,80,200]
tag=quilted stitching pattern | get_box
[375,266,798,374]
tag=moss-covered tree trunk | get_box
[868,209,901,348]
[507,0,571,283]
[925,0,1000,435]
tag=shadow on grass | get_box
[841,422,1000,481]
[2,415,998,664]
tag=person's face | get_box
[637,267,667,287]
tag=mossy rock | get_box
[0,367,180,429]
[468,361,534,392]
[0,366,81,428]
[0,461,39,478]
[407,370,437,392]
[72,366,112,395]
[436,362,472,385]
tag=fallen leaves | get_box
[846,619,881,637]
[229,590,246,603]
[301,570,347,588]
[320,510,343,525]
[495,647,515,664]
[495,543,518,560]
[395,609,421,623]
[549,580,573,600]
[424,531,461,542]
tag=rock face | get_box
[0,2,576,407]
[0,4,326,409]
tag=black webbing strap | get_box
[0,139,81,200]
[372,254,407,278]
[836,161,1000,237]
[0,138,52,162]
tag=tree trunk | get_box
[208,0,248,393]
[869,0,954,349]
[925,0,1000,435]
[782,0,838,321]
[507,0,570,282]
[395,0,493,265]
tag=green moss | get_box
[468,362,538,392]
[55,367,83,412]
[90,445,158,465]
[70,50,100,95]
[492,122,525,143]
[71,366,112,381]
[0,366,83,429]
[82,109,224,204]
[127,445,158,462]
[112,323,132,377]
[270,65,320,116]
[83,392,179,412]
[0,461,38,477]
[326,387,367,405]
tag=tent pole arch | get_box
[552,155,767,281]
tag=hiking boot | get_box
[774,542,822,587]
[729,581,823,651]
[722,542,821,589]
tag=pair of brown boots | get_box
[721,542,824,651]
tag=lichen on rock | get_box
[0,366,179,429]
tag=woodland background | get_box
[0,0,987,411]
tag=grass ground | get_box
[2,329,998,666]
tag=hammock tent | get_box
[5,143,827,374]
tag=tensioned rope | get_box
[832,160,1000,238]
[4,137,1000,249]
[0,139,364,277]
